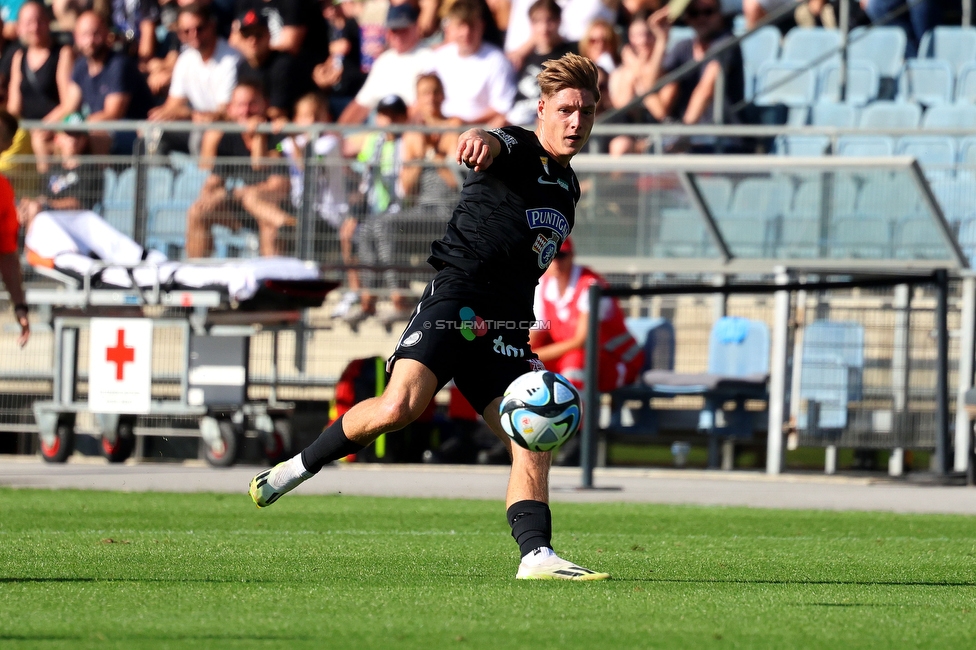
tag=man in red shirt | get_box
[530,237,642,391]
[0,110,29,346]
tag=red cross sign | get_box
[105,329,135,380]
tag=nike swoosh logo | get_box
[537,176,560,185]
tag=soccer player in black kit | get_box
[250,53,608,581]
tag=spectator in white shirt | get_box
[432,0,515,126]
[337,3,434,124]
[148,3,240,123]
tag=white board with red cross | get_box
[88,318,153,414]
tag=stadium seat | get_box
[781,27,842,70]
[836,135,895,157]
[818,60,881,106]
[848,26,907,79]
[147,167,209,258]
[894,217,952,259]
[754,61,817,108]
[959,137,976,165]
[695,176,735,212]
[774,135,831,156]
[830,174,860,215]
[918,26,976,75]
[955,62,976,103]
[896,59,954,106]
[828,216,893,257]
[811,101,859,127]
[786,176,825,218]
[858,100,922,129]
[857,173,922,217]
[922,103,976,129]
[100,167,136,237]
[728,177,788,219]
[956,218,976,262]
[654,209,708,257]
[741,26,781,101]
[798,321,864,431]
[895,136,957,177]
[722,216,773,257]
[930,175,976,220]
[773,217,821,258]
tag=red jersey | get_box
[0,174,18,255]
[533,265,643,390]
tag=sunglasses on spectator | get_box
[686,6,718,18]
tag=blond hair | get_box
[538,53,601,104]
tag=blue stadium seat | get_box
[654,209,708,257]
[741,26,781,101]
[819,60,880,106]
[811,101,859,127]
[848,26,907,79]
[858,100,922,128]
[786,177,825,218]
[146,167,174,214]
[828,216,893,257]
[798,321,864,431]
[722,217,774,257]
[957,218,976,263]
[930,175,976,220]
[781,27,842,70]
[836,135,896,157]
[100,167,136,237]
[774,135,831,156]
[894,218,952,259]
[896,136,956,177]
[922,103,976,129]
[955,62,976,103]
[754,61,817,107]
[147,167,209,258]
[695,176,734,212]
[830,174,860,215]
[959,136,976,165]
[918,27,976,75]
[896,59,954,106]
[857,174,922,217]
[728,177,788,219]
[774,217,821,258]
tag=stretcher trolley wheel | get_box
[39,420,75,463]
[263,418,292,465]
[101,416,137,463]
[199,416,240,467]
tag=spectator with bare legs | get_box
[7,2,75,172]
[185,81,291,258]
[605,11,666,154]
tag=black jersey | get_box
[427,126,581,308]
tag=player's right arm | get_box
[455,128,503,172]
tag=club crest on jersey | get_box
[525,208,570,240]
[537,238,559,269]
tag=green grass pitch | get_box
[1,488,975,649]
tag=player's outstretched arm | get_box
[456,128,503,173]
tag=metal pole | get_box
[838,0,850,102]
[955,276,976,472]
[766,268,790,474]
[580,283,602,488]
[296,129,319,260]
[132,136,147,246]
[964,0,972,28]
[935,269,951,475]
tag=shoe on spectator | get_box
[331,291,359,319]
[380,308,415,334]
[342,306,375,333]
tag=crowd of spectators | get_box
[0,0,954,323]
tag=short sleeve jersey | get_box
[428,126,580,310]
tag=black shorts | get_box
[388,272,544,414]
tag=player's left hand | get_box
[456,131,494,172]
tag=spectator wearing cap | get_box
[332,93,412,328]
[312,0,365,120]
[148,3,240,125]
[231,0,328,72]
[186,80,291,258]
[7,1,76,173]
[506,0,577,126]
[235,8,300,120]
[60,11,153,154]
[336,3,434,125]
[431,0,515,126]
[17,112,103,226]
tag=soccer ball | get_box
[499,371,582,452]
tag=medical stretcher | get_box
[24,211,338,466]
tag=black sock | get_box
[300,415,363,474]
[507,500,552,558]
